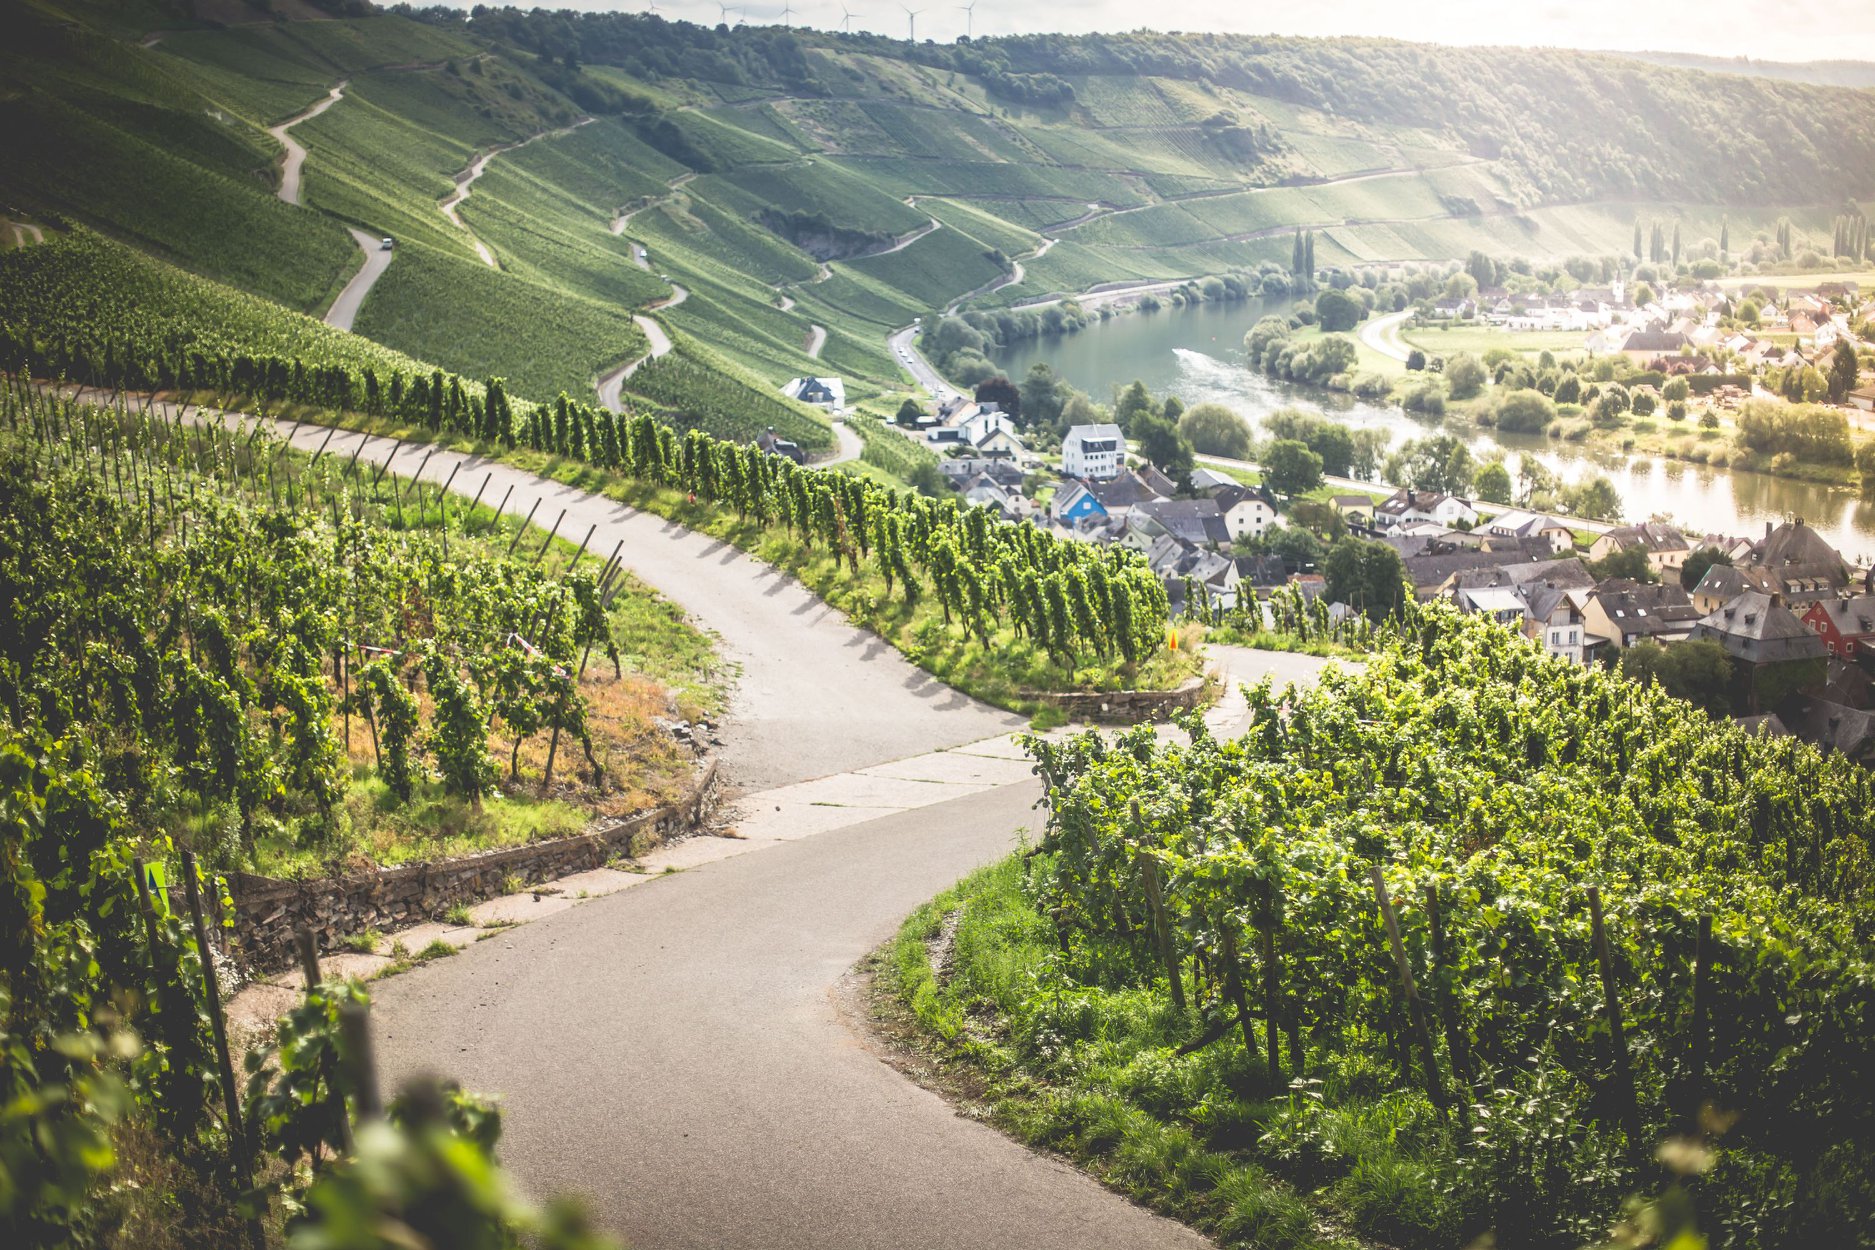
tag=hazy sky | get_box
[493,1,1875,64]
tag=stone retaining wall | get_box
[1023,675,1212,724]
[228,758,719,972]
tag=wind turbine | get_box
[715,2,737,25]
[780,2,795,25]
[839,3,855,32]
[902,3,923,41]
[957,0,976,38]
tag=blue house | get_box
[1050,481,1108,525]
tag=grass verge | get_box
[869,856,1407,1250]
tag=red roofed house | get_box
[1801,594,1875,660]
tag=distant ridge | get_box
[1603,50,1875,89]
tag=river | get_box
[991,297,1875,566]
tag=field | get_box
[1399,323,1592,361]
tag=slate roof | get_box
[1692,590,1829,663]
[1136,498,1230,546]
[1601,521,1690,554]
[1777,697,1875,759]
[1588,578,1703,639]
[1085,469,1167,511]
[1452,557,1595,592]
[1811,594,1875,638]
[1234,555,1289,587]
[1740,519,1848,601]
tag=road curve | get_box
[888,325,960,404]
[595,312,675,413]
[268,81,347,207]
[1359,309,1413,363]
[823,417,862,465]
[442,118,594,269]
[324,228,392,331]
[805,322,827,358]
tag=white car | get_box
[380,237,394,251]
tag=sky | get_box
[474,0,1875,65]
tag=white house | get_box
[1485,510,1574,554]
[1376,489,1478,531]
[781,376,846,411]
[1214,484,1280,542]
[1062,423,1125,479]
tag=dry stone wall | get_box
[1023,676,1211,723]
[228,759,719,972]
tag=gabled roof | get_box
[1808,594,1875,638]
[1692,590,1828,663]
[1693,563,1751,600]
[1213,483,1279,514]
[1588,578,1703,638]
[1777,697,1875,758]
[1234,555,1289,587]
[1066,423,1124,453]
[1136,464,1178,497]
[1451,557,1595,592]
[1600,521,1689,554]
[1187,466,1236,493]
[1086,469,1169,511]
[1137,498,1230,546]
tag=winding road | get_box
[1359,308,1414,363]
[442,118,594,269]
[268,82,348,207]
[51,382,1341,1248]
[324,229,392,332]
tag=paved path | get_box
[824,417,862,465]
[888,324,960,404]
[268,81,347,207]
[55,386,1353,1247]
[442,118,593,268]
[805,321,827,358]
[162,398,1022,790]
[1358,309,1413,363]
[324,228,392,331]
[596,289,682,412]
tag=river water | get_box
[991,297,1875,566]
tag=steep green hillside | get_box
[6,0,1875,455]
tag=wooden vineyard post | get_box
[507,497,542,556]
[295,927,354,1153]
[338,1001,384,1122]
[1132,801,1186,1014]
[1586,886,1643,1151]
[1216,921,1258,1063]
[1424,884,1475,1097]
[533,508,567,564]
[1259,884,1283,1084]
[489,482,515,534]
[1370,866,1449,1115]
[1687,913,1712,1128]
[180,851,262,1249]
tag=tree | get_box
[1564,474,1623,522]
[1405,348,1427,372]
[895,398,924,426]
[974,374,1020,417]
[1680,545,1733,591]
[1019,363,1064,431]
[1177,402,1251,459]
[1589,545,1658,583]
[1392,434,1474,495]
[1445,352,1488,400]
[1465,250,1495,292]
[1495,389,1557,432]
[1474,460,1513,504]
[1314,287,1362,333]
[1858,440,1875,496]
[1621,640,1734,717]
[1633,219,1644,260]
[1262,439,1324,497]
[1113,379,1155,432]
[1132,408,1194,482]
[1245,522,1322,570]
[1288,499,1348,540]
[1442,272,1479,304]
[1324,536,1408,622]
[1827,338,1860,403]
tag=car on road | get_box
[380,237,394,251]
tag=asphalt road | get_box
[324,228,392,332]
[268,81,346,207]
[373,782,1212,1250]
[122,398,1023,793]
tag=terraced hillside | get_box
[5,0,1874,454]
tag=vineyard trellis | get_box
[1022,602,1875,1246]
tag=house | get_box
[1580,579,1703,649]
[1450,557,1596,594]
[1776,696,1875,766]
[1330,494,1377,525]
[1589,522,1692,577]
[1136,464,1180,498]
[1062,423,1125,479]
[1693,561,1754,614]
[1134,498,1231,548]
[1082,467,1168,518]
[1452,585,1527,627]
[1189,466,1239,494]
[1690,590,1829,712]
[1484,510,1574,554]
[1522,581,1590,665]
[781,376,847,411]
[969,426,1026,459]
[1801,594,1875,659]
[1375,489,1479,531]
[939,458,1024,490]
[1213,484,1280,542]
[1049,481,1107,526]
[1847,385,1875,413]
[1733,519,1850,605]
[1234,555,1290,593]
